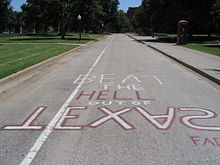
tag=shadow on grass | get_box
[25,33,57,37]
[0,33,85,38]
[25,33,78,37]
[10,37,94,42]
[64,38,94,41]
[204,45,220,48]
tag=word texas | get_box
[1,106,220,131]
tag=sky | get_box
[119,0,142,11]
[11,0,142,12]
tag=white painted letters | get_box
[135,106,175,130]
[179,107,220,131]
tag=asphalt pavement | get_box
[0,34,220,165]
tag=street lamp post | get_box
[102,24,104,34]
[77,14,82,40]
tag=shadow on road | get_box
[205,68,220,74]
[134,35,220,44]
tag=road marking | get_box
[135,106,175,130]
[20,37,113,165]
[89,107,134,130]
[179,107,220,131]
[153,75,163,85]
[121,75,142,83]
[1,107,46,131]
[54,106,87,130]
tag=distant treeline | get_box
[0,0,130,37]
[1,0,220,36]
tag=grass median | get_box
[0,43,78,79]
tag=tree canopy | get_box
[132,0,220,35]
[1,0,220,35]
[0,0,12,32]
[20,0,121,37]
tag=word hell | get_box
[76,90,153,101]
[1,107,220,131]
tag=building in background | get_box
[127,7,138,20]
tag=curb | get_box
[126,34,220,85]
[126,34,145,44]
[0,35,108,87]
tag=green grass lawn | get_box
[0,33,105,79]
[0,33,105,44]
[0,44,78,79]
[183,44,220,57]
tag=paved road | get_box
[0,34,220,165]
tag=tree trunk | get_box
[8,27,11,34]
[20,26,23,34]
[58,23,60,34]
[60,21,65,39]
[33,23,36,34]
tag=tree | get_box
[53,0,74,39]
[13,11,26,34]
[69,0,105,33]
[6,7,16,33]
[0,0,12,32]
[116,10,130,33]
[133,1,152,34]
[22,0,71,38]
[135,0,216,35]
[211,0,220,32]
[21,0,46,33]
[98,0,119,32]
[19,0,121,35]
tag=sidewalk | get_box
[128,34,220,85]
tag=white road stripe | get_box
[153,75,163,85]
[20,37,113,165]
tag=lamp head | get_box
[78,14,82,21]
